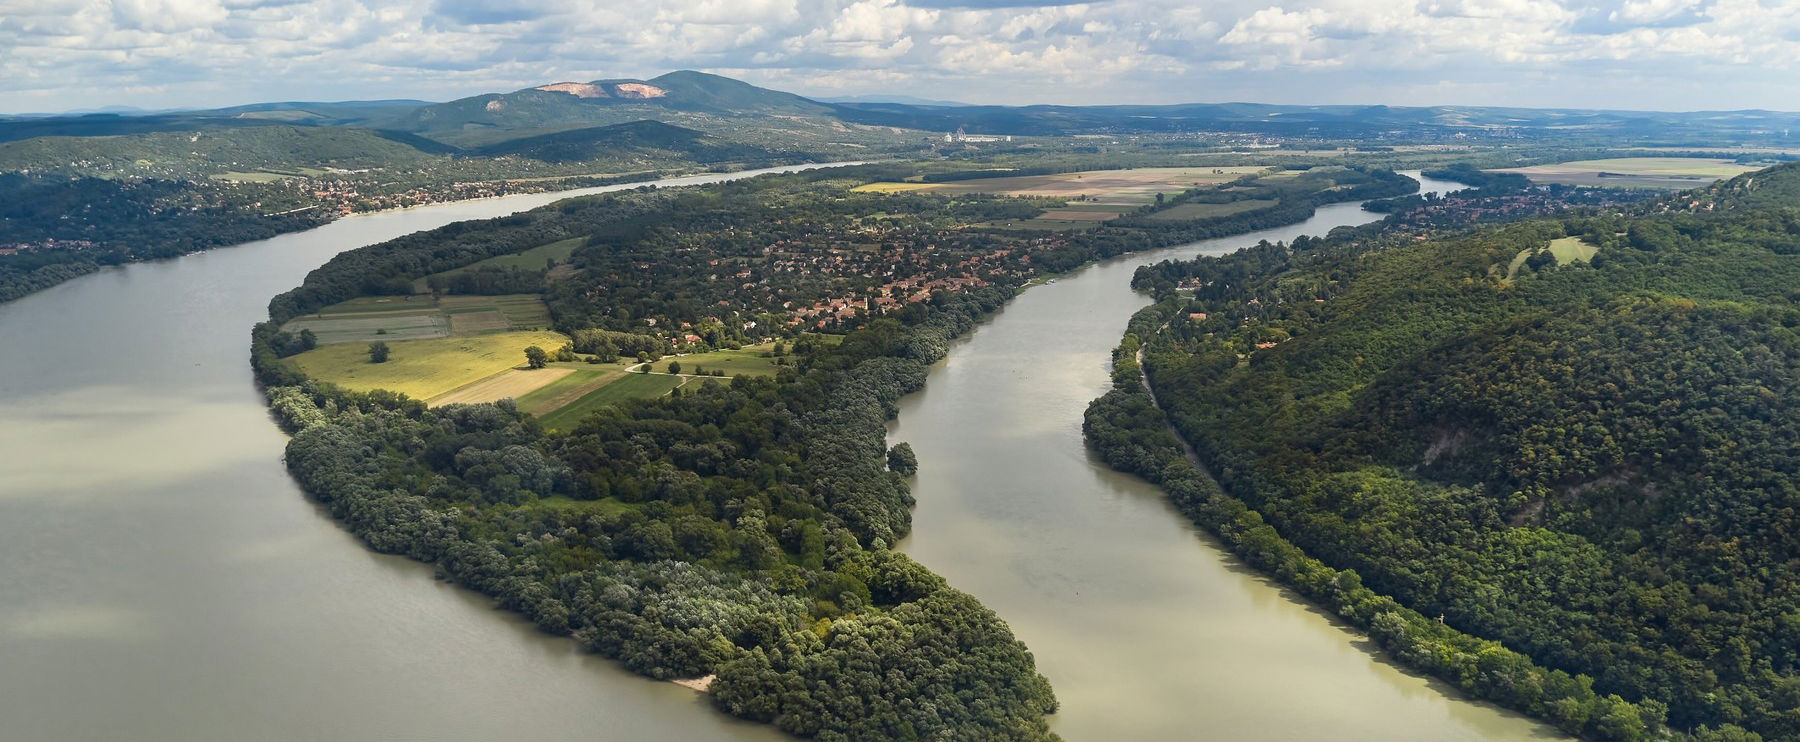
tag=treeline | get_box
[0,173,331,304]
[1104,162,1800,740]
[254,223,1059,739]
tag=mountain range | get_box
[8,70,1800,152]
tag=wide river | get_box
[0,167,1562,741]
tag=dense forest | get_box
[248,160,1427,740]
[1095,162,1800,741]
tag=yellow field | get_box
[289,330,569,400]
[429,366,574,406]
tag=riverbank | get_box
[0,165,862,742]
[0,160,831,309]
[889,173,1566,740]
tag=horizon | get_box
[13,69,1800,119]
[5,1,1797,115]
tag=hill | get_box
[0,124,441,178]
[380,70,840,148]
[472,120,785,164]
[1103,162,1800,739]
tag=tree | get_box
[524,346,548,369]
[368,341,390,363]
[667,360,682,374]
[887,442,918,476]
[298,329,318,351]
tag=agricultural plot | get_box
[513,364,633,416]
[858,167,1272,231]
[287,329,570,401]
[1145,199,1278,221]
[429,366,575,407]
[857,166,1268,202]
[281,294,551,345]
[417,237,584,290]
[1494,158,1757,189]
[536,373,686,431]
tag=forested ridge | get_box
[1094,162,1800,740]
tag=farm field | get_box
[513,363,633,415]
[855,166,1269,202]
[429,366,574,407]
[858,167,1274,232]
[1145,199,1278,221]
[287,329,569,401]
[536,373,686,431]
[1493,157,1758,188]
[282,294,551,345]
[415,237,584,291]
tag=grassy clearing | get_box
[537,373,686,431]
[282,294,550,345]
[1495,158,1758,189]
[431,238,584,279]
[1508,237,1601,278]
[1146,199,1279,221]
[288,329,569,401]
[1547,236,1600,264]
[675,343,785,377]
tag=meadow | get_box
[1144,199,1278,221]
[535,373,687,430]
[1507,236,1600,278]
[414,237,584,291]
[855,167,1271,230]
[669,342,786,377]
[287,329,569,401]
[282,294,550,345]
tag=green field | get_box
[674,342,786,377]
[283,294,550,345]
[536,373,686,430]
[1508,236,1600,278]
[288,329,569,400]
[513,363,633,415]
[1146,199,1278,221]
[417,237,584,290]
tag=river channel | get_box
[0,167,1559,740]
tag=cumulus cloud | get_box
[0,0,1796,112]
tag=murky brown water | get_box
[893,173,1568,741]
[0,167,1559,741]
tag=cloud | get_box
[0,0,1796,112]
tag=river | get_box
[0,167,1560,741]
[892,171,1566,740]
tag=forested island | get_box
[1089,162,1800,740]
[246,160,1420,739]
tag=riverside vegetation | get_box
[1088,162,1800,741]
[248,161,1418,739]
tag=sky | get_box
[1,0,1797,114]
